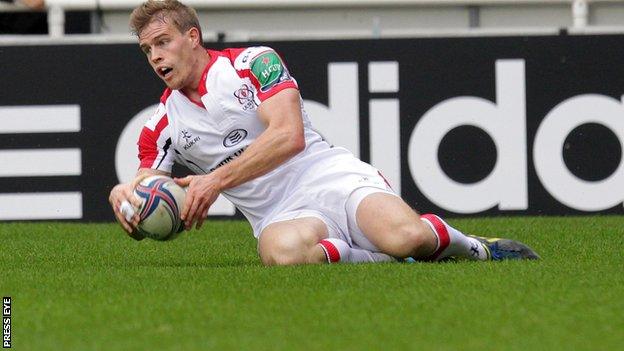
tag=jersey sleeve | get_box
[231,46,298,102]
[137,102,175,173]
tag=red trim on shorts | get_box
[420,214,450,261]
[319,239,341,263]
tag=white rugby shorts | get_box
[260,152,399,251]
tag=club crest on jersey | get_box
[181,130,201,150]
[250,51,291,93]
[223,129,248,147]
[233,84,258,111]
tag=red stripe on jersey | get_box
[198,49,222,97]
[421,214,450,261]
[319,239,341,263]
[236,67,262,92]
[181,91,205,108]
[138,114,169,169]
[226,47,299,102]
[236,67,298,102]
[220,47,247,62]
[160,88,172,104]
[257,81,299,101]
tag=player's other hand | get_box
[108,183,144,240]
[174,175,220,230]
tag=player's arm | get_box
[175,87,305,229]
[217,87,305,188]
[109,168,171,238]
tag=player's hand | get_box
[108,183,144,240]
[174,175,220,230]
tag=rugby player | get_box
[108,0,539,265]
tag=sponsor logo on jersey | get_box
[210,146,248,172]
[223,129,248,147]
[181,130,201,150]
[250,51,291,92]
[233,84,258,111]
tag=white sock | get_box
[420,214,489,261]
[318,238,396,263]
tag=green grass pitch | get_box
[1,216,623,350]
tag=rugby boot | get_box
[468,235,540,260]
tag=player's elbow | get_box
[279,128,305,157]
[289,132,306,155]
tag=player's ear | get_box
[188,27,201,47]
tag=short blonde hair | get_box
[130,0,203,42]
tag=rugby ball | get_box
[134,175,186,241]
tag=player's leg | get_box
[351,190,491,261]
[317,238,396,263]
[258,217,328,266]
[258,216,396,266]
[352,190,539,261]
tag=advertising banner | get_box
[1,34,623,220]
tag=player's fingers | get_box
[181,191,193,221]
[131,213,141,227]
[195,204,209,230]
[174,176,193,187]
[185,196,200,230]
[114,210,133,233]
[129,193,142,208]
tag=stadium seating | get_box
[2,0,624,39]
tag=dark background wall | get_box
[1,34,623,221]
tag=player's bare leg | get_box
[258,217,396,265]
[355,192,538,261]
[258,217,328,266]
[353,193,439,259]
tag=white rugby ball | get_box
[134,175,186,241]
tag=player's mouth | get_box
[158,66,173,80]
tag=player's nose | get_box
[150,46,164,63]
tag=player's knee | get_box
[259,237,307,266]
[385,221,433,257]
[261,251,302,266]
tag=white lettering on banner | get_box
[302,63,360,157]
[534,95,624,211]
[368,61,401,195]
[115,104,159,184]
[114,59,624,217]
[115,105,236,216]
[0,105,84,220]
[370,99,401,194]
[304,61,402,194]
[0,192,82,220]
[0,105,80,133]
[408,60,528,213]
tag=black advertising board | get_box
[1,34,623,221]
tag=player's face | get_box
[138,19,195,91]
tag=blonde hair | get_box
[130,0,203,42]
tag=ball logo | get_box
[223,129,248,147]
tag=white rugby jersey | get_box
[138,46,351,235]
